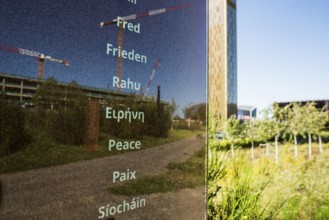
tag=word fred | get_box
[117,16,140,34]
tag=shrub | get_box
[0,98,30,156]
[208,151,285,219]
[31,79,86,146]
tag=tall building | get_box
[209,0,237,118]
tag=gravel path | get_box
[0,135,206,220]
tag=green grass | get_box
[275,145,329,220]
[108,148,205,195]
[208,151,284,220]
[208,142,329,220]
[0,129,203,174]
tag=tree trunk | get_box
[319,135,323,153]
[266,143,269,156]
[294,134,298,159]
[251,141,254,160]
[275,136,279,165]
[171,118,174,131]
[308,133,312,156]
[231,143,235,158]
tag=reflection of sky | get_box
[0,0,206,113]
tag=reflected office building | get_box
[209,0,237,118]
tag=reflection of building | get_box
[209,0,237,118]
[0,72,127,104]
[238,105,257,121]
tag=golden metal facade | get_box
[209,0,237,118]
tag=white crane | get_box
[0,44,69,80]
[100,3,190,92]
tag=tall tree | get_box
[0,94,29,156]
[169,98,178,131]
[33,78,86,145]
[33,77,62,110]
[182,103,193,128]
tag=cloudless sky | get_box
[237,0,329,113]
[0,0,206,115]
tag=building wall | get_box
[209,0,237,118]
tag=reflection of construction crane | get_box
[143,58,160,97]
[0,44,69,80]
[100,3,190,92]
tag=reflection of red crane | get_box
[143,58,160,97]
[100,3,190,92]
[0,44,69,80]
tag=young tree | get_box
[302,102,317,156]
[311,105,328,154]
[286,103,306,158]
[257,118,275,157]
[245,119,261,159]
[272,104,288,164]
[303,102,327,156]
[223,115,242,158]
[305,102,328,155]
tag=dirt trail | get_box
[0,136,206,220]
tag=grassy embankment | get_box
[0,129,203,174]
[208,142,329,220]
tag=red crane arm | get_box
[0,44,69,66]
[100,3,191,27]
